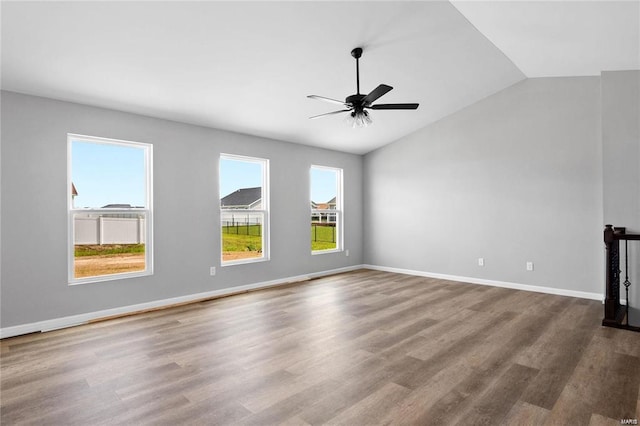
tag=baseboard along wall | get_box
[0,264,604,339]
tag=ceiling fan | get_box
[307,47,419,127]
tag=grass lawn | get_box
[221,224,336,254]
[222,233,262,253]
[312,240,337,251]
[75,244,145,257]
[222,225,262,261]
[311,224,336,251]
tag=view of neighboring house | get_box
[220,187,262,210]
[219,186,336,224]
[314,196,335,210]
[311,196,336,223]
[220,187,262,226]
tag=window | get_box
[68,134,153,284]
[310,165,342,253]
[219,154,269,265]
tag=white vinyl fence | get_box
[74,214,146,245]
[220,211,263,226]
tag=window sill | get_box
[221,256,269,267]
[69,269,152,286]
[311,249,342,256]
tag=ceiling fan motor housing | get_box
[346,94,367,110]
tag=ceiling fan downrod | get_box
[351,47,363,95]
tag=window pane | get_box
[311,167,339,252]
[73,212,146,278]
[310,220,337,251]
[220,158,263,208]
[310,168,337,208]
[221,212,263,262]
[71,141,146,208]
[220,156,267,263]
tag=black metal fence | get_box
[221,220,335,242]
[222,222,262,236]
[312,222,336,243]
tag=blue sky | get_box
[219,158,262,199]
[71,140,146,208]
[220,158,337,204]
[72,142,337,208]
[310,167,337,204]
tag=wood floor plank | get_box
[2,269,639,425]
[394,311,519,390]
[545,379,597,425]
[546,334,640,424]
[454,363,539,426]
[637,390,640,424]
[413,309,550,425]
[297,356,396,424]
[240,378,341,425]
[519,326,595,409]
[589,413,624,426]
[153,399,251,426]
[377,357,476,425]
[325,382,412,425]
[502,401,550,425]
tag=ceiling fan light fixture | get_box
[348,110,372,128]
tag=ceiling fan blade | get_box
[362,84,393,105]
[307,95,348,106]
[369,103,419,110]
[309,110,351,119]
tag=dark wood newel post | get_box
[604,224,617,320]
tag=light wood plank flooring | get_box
[1,270,639,425]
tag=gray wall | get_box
[601,70,640,313]
[1,91,363,328]
[602,71,640,229]
[363,77,604,294]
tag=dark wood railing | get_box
[603,224,640,332]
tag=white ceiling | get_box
[2,1,638,154]
[451,0,640,77]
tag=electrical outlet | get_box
[345,249,350,257]
[478,258,484,266]
[210,266,216,276]
[526,262,534,271]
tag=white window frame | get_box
[310,165,343,254]
[219,154,270,266]
[67,134,153,285]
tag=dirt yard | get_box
[222,251,262,262]
[74,253,146,278]
[75,249,265,278]
[75,251,262,277]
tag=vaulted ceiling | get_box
[2,1,638,154]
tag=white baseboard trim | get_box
[362,264,603,301]
[0,265,363,339]
[0,264,607,339]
